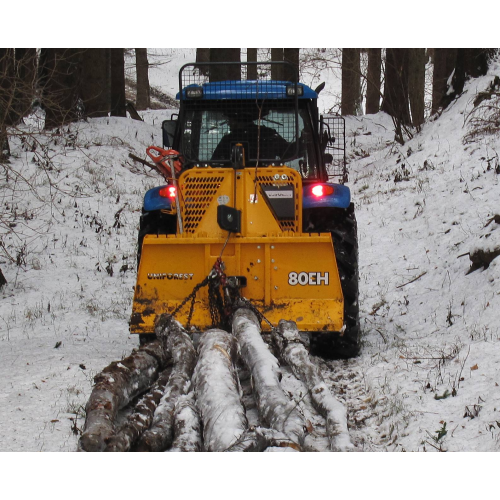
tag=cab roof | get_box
[177,80,318,100]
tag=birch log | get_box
[135,320,196,451]
[193,329,247,451]
[104,364,173,452]
[273,320,353,451]
[79,339,167,452]
[170,393,202,452]
[232,308,306,449]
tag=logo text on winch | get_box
[147,273,194,280]
[288,272,329,286]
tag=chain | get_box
[167,255,276,333]
[234,296,275,331]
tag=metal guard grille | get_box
[256,170,301,233]
[179,172,224,233]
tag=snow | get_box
[1,50,500,457]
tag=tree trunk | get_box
[366,48,381,114]
[271,48,284,80]
[409,48,426,127]
[0,49,15,127]
[110,48,126,117]
[78,339,168,452]
[209,49,241,82]
[81,48,109,118]
[14,48,37,121]
[433,49,494,114]
[432,48,457,114]
[41,48,82,129]
[247,48,258,80]
[283,48,299,82]
[464,49,494,78]
[104,364,173,452]
[232,308,306,449]
[135,319,197,452]
[0,49,14,158]
[0,267,6,288]
[273,320,352,451]
[341,48,361,116]
[196,48,210,76]
[193,329,247,451]
[135,48,150,110]
[381,48,411,125]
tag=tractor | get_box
[130,61,359,359]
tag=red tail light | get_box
[311,184,334,197]
[159,185,176,199]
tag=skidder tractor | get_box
[131,62,359,358]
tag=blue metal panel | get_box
[302,183,351,210]
[143,186,173,212]
[177,81,317,100]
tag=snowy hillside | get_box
[1,52,500,453]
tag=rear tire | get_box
[310,203,360,359]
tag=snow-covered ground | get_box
[1,51,500,456]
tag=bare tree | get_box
[434,48,496,113]
[110,48,126,117]
[284,48,299,82]
[382,48,411,124]
[209,49,241,82]
[81,49,109,118]
[247,48,258,79]
[196,48,210,76]
[366,48,381,114]
[135,49,150,110]
[341,48,361,116]
[39,48,82,129]
[13,48,37,122]
[271,48,284,80]
[409,48,426,127]
[0,49,15,157]
[432,48,457,114]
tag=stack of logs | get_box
[78,308,352,452]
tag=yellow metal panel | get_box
[131,234,343,334]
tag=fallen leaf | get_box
[306,420,314,433]
[471,364,479,371]
[50,419,59,423]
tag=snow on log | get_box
[104,364,173,452]
[170,393,202,452]
[135,319,196,452]
[79,339,168,452]
[227,427,301,452]
[193,329,247,451]
[232,308,306,449]
[273,320,352,451]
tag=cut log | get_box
[232,308,306,449]
[79,339,168,452]
[135,319,196,451]
[170,393,202,452]
[104,364,173,452]
[193,329,247,451]
[273,320,353,451]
